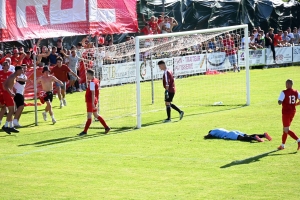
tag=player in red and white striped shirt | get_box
[78,69,110,136]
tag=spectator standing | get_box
[140,23,153,35]
[223,34,239,72]
[292,27,300,45]
[255,34,265,49]
[60,50,82,92]
[21,51,33,68]
[265,28,277,63]
[169,17,178,33]
[48,46,58,66]
[50,57,79,108]
[281,31,291,47]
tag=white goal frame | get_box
[135,25,250,129]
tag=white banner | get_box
[101,62,136,86]
[140,58,173,81]
[101,58,174,86]
[206,52,232,70]
[173,54,206,76]
[266,47,293,64]
[293,46,300,63]
[238,49,265,66]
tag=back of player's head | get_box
[286,79,293,86]
[157,60,165,65]
[15,66,22,71]
[56,57,63,61]
[42,66,50,73]
[87,69,94,76]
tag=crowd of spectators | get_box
[0,18,299,81]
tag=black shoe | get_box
[104,127,111,134]
[8,127,19,133]
[2,126,11,135]
[179,111,184,120]
[78,131,87,136]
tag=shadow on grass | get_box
[220,149,297,168]
[18,126,135,147]
[142,104,247,128]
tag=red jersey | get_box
[85,78,100,103]
[51,64,71,82]
[0,70,13,92]
[22,57,33,67]
[274,34,282,46]
[162,70,175,93]
[140,27,153,35]
[11,55,20,66]
[279,88,300,114]
[223,39,236,56]
[149,21,159,34]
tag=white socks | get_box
[5,121,14,128]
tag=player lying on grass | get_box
[204,128,272,142]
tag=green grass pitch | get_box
[0,66,299,199]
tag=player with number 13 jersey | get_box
[277,79,300,150]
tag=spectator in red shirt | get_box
[21,51,33,68]
[223,34,239,72]
[274,30,283,47]
[11,49,24,66]
[146,16,159,34]
[0,51,12,65]
[50,57,79,108]
[157,15,163,25]
[140,23,153,35]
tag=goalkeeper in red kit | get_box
[158,60,184,123]
[78,69,110,136]
[277,79,300,150]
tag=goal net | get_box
[80,25,250,129]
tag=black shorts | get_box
[44,91,53,102]
[165,92,175,102]
[14,93,24,108]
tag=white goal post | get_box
[135,25,250,129]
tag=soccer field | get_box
[0,67,299,199]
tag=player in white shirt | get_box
[13,64,28,127]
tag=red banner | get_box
[0,0,138,42]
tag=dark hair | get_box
[21,64,27,67]
[286,79,293,85]
[2,61,8,66]
[52,46,57,50]
[157,60,165,65]
[77,42,83,47]
[56,57,63,61]
[87,69,94,76]
[15,66,22,71]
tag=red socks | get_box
[288,130,299,141]
[97,116,108,129]
[282,132,288,144]
[84,118,92,133]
